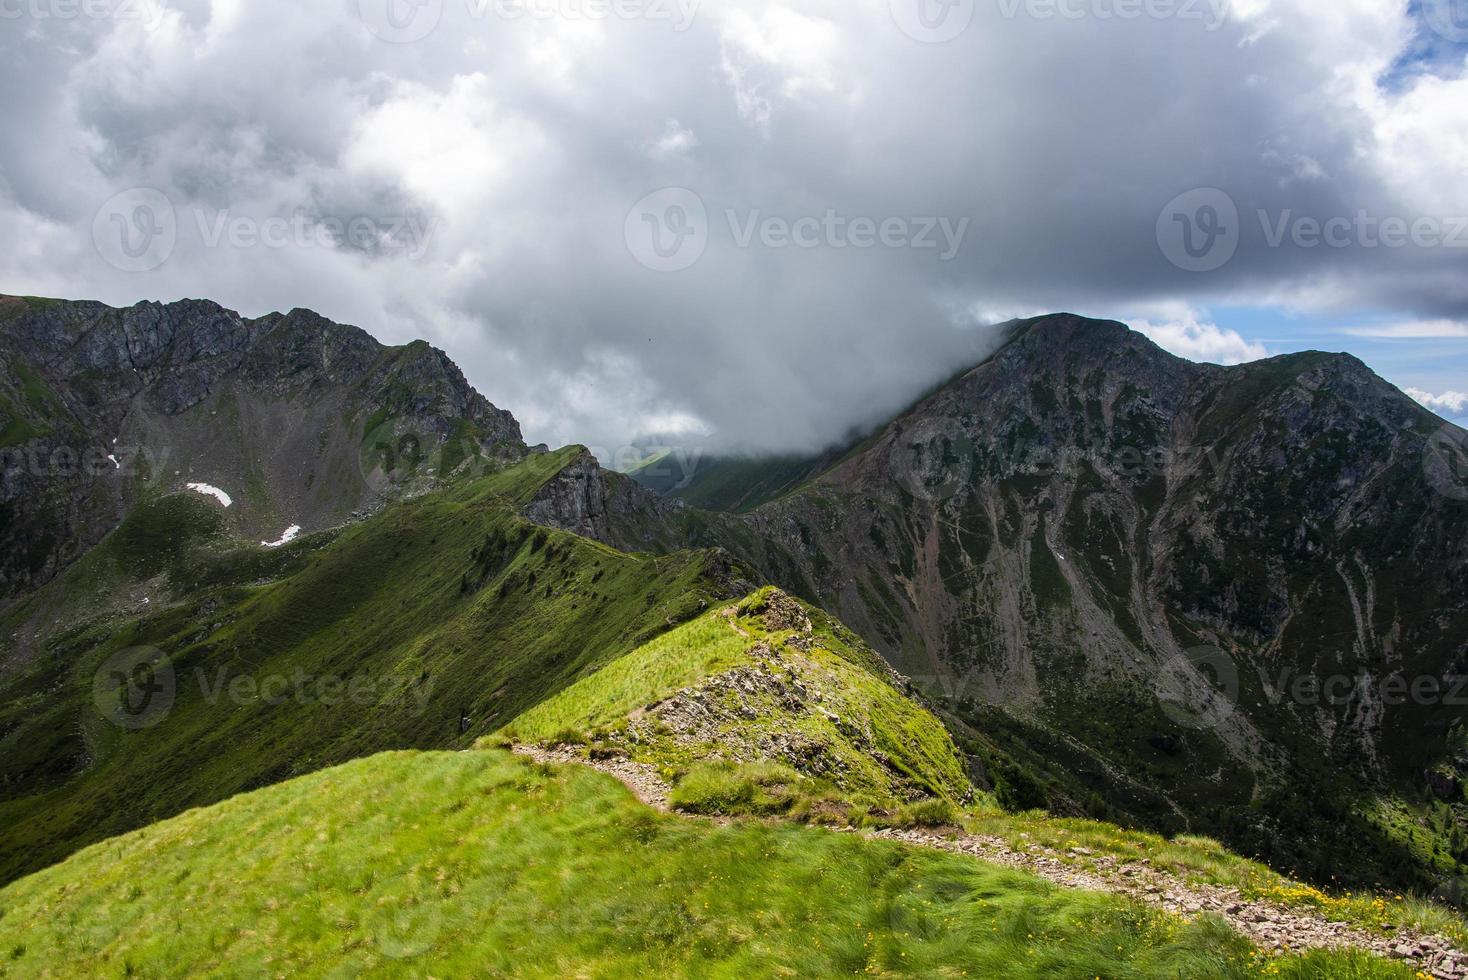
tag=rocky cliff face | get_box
[0,296,523,599]
[553,313,1468,889]
[740,316,1468,885]
[8,292,1466,892]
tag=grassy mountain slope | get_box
[608,314,1468,897]
[0,748,1412,978]
[628,451,836,513]
[0,295,523,600]
[502,586,975,813]
[0,448,751,885]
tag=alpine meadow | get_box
[3,1,1468,977]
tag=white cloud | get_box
[1346,320,1468,339]
[1130,314,1270,366]
[718,5,844,128]
[0,0,1465,455]
[648,120,698,159]
[1406,388,1468,418]
[343,74,546,218]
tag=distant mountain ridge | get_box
[4,295,1468,902]
[0,295,523,599]
[629,448,843,513]
[551,313,1468,891]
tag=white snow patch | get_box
[261,525,302,549]
[186,483,233,508]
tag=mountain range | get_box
[620,313,1468,887]
[2,294,1467,973]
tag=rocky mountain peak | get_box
[0,296,524,599]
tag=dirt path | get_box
[864,826,1464,975]
[513,744,671,808]
[512,744,1468,977]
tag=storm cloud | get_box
[2,0,1465,454]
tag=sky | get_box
[1,0,1466,458]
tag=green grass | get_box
[628,452,833,513]
[504,613,748,737]
[0,749,1417,978]
[500,586,976,810]
[0,449,741,886]
[669,760,828,817]
[959,811,1468,945]
[669,761,961,828]
[0,356,63,446]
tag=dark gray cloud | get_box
[1,0,1464,455]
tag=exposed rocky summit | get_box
[734,317,1468,888]
[0,295,523,599]
[8,292,1468,898]
[547,313,1468,893]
